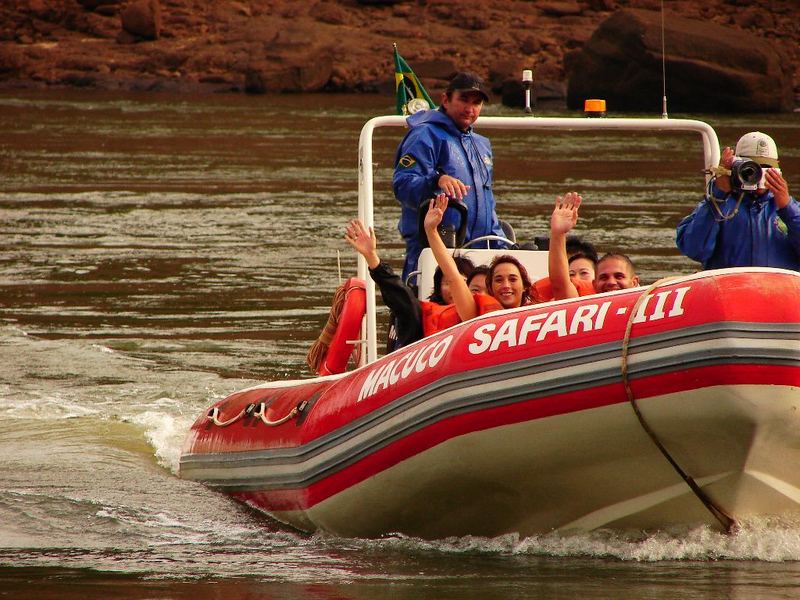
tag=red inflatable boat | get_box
[180,115,800,537]
[180,268,800,537]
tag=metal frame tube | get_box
[357,115,720,364]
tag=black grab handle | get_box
[417,198,468,249]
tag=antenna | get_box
[660,0,668,118]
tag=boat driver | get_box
[393,72,507,282]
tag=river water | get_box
[1,90,799,599]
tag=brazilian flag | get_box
[394,44,436,115]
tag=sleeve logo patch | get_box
[398,154,417,169]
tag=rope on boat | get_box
[620,277,739,534]
[206,400,308,427]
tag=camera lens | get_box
[730,158,763,191]
[739,163,760,184]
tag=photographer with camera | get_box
[676,131,800,271]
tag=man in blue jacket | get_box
[393,72,506,281]
[676,131,800,271]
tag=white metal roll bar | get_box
[357,114,721,364]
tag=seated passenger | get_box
[344,219,475,347]
[429,256,475,305]
[594,252,640,293]
[548,192,639,299]
[531,232,598,303]
[424,194,527,322]
[568,252,597,283]
[467,265,489,294]
[485,254,533,309]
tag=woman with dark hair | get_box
[567,252,597,283]
[424,194,529,323]
[344,219,476,348]
[429,256,474,305]
[485,254,533,309]
[467,265,490,294]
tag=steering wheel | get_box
[460,235,518,250]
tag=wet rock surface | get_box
[566,9,795,113]
[0,0,797,111]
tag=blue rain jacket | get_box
[393,108,504,279]
[676,183,800,271]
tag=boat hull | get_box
[180,268,800,537]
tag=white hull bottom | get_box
[267,384,800,538]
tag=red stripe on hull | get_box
[235,363,800,512]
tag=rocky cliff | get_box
[0,0,797,111]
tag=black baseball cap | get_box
[446,72,490,102]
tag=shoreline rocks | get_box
[0,0,797,111]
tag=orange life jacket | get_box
[531,276,595,302]
[421,293,502,337]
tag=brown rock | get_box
[585,0,615,10]
[77,0,124,10]
[230,2,252,17]
[461,9,490,31]
[245,48,334,93]
[735,7,776,30]
[566,9,794,113]
[121,0,161,40]
[95,4,120,17]
[412,59,458,81]
[116,29,139,44]
[520,36,542,55]
[0,45,24,79]
[313,1,348,25]
[488,58,527,92]
[538,1,583,17]
[534,80,567,101]
[28,0,51,17]
[0,0,795,110]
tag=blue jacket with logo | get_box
[676,183,800,271]
[392,108,504,280]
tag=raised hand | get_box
[548,191,583,301]
[423,192,477,321]
[423,193,448,233]
[550,192,582,236]
[344,219,379,268]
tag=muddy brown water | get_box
[1,90,799,598]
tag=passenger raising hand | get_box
[549,192,583,300]
[550,192,581,236]
[344,219,380,269]
[424,194,479,321]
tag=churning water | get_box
[1,90,800,598]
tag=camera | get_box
[729,157,779,192]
